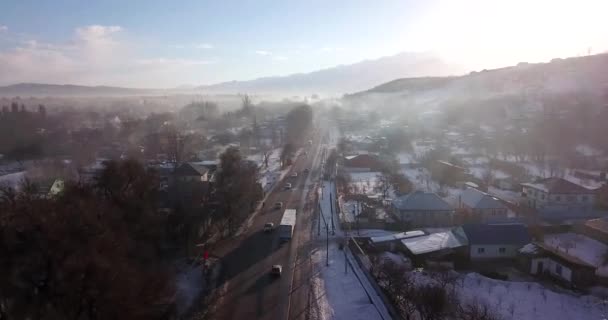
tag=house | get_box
[594,183,608,209]
[392,191,455,228]
[461,224,530,260]
[431,160,467,186]
[343,154,384,172]
[518,233,608,288]
[174,162,210,182]
[578,217,608,245]
[521,177,595,211]
[459,188,509,223]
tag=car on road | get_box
[273,202,283,210]
[271,264,282,276]
[284,183,292,190]
[303,168,310,174]
[290,172,298,178]
[263,222,274,232]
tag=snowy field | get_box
[348,171,382,196]
[457,273,607,320]
[0,171,26,189]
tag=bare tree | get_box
[375,172,391,199]
[456,301,503,320]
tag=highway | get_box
[211,128,326,320]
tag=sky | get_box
[0,0,607,88]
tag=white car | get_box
[290,172,298,178]
[284,183,292,190]
[271,265,282,276]
[263,222,274,232]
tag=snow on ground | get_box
[0,171,26,189]
[174,263,203,316]
[248,148,286,192]
[468,167,510,180]
[311,181,388,320]
[396,152,414,165]
[342,200,362,223]
[348,171,382,196]
[543,233,608,277]
[576,144,603,157]
[457,273,607,320]
[401,167,439,193]
[461,156,489,166]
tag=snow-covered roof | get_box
[370,230,425,244]
[584,217,608,235]
[392,191,453,211]
[519,243,540,254]
[521,177,592,194]
[460,188,507,210]
[401,230,467,255]
[542,233,608,276]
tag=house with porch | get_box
[518,232,608,288]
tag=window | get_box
[582,196,588,202]
[541,194,545,200]
[556,196,561,201]
[567,195,575,202]
[555,264,562,275]
[477,247,485,254]
[499,247,506,254]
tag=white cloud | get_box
[255,50,272,56]
[319,47,344,53]
[0,25,7,32]
[194,43,214,49]
[170,43,214,50]
[273,55,288,61]
[0,24,217,87]
[136,58,216,66]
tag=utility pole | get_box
[320,204,330,266]
[318,202,321,236]
[344,236,348,275]
[330,192,335,234]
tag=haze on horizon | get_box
[0,0,606,88]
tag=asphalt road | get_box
[211,130,326,320]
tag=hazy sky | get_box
[0,0,606,87]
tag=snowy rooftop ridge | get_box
[542,233,608,276]
[401,230,467,255]
[370,230,425,244]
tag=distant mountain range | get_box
[198,52,465,95]
[0,83,160,97]
[0,52,465,97]
[347,53,608,107]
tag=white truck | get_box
[278,209,297,242]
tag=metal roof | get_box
[460,188,507,210]
[461,223,530,245]
[401,230,467,255]
[370,230,426,244]
[392,191,453,211]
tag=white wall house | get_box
[461,224,530,260]
[521,177,595,211]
